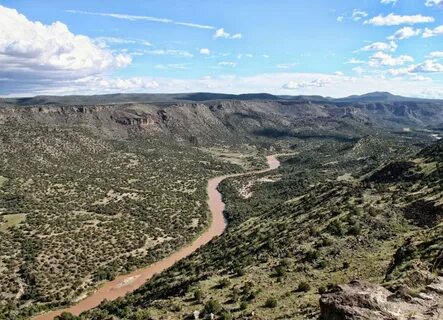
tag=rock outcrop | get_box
[320,278,443,320]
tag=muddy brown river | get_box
[33,155,280,320]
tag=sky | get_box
[0,0,443,97]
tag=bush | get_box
[55,313,79,320]
[264,297,277,308]
[328,219,344,236]
[234,266,245,277]
[305,249,318,262]
[318,286,327,294]
[218,278,231,289]
[204,299,223,314]
[194,289,203,302]
[297,281,311,292]
[348,222,362,235]
[239,301,248,310]
[220,311,233,320]
[274,265,286,277]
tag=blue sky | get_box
[0,0,443,97]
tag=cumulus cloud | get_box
[387,67,413,76]
[423,25,443,37]
[381,0,398,4]
[388,27,421,40]
[387,59,443,76]
[359,41,397,52]
[213,28,242,39]
[425,0,443,7]
[0,5,131,94]
[365,13,434,26]
[369,52,414,66]
[412,60,443,73]
[199,48,210,55]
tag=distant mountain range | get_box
[1,91,442,106]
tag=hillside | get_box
[0,96,441,319]
[66,139,443,319]
[78,139,442,320]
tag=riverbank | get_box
[33,155,280,320]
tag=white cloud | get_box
[67,9,215,29]
[412,60,443,72]
[277,62,297,69]
[381,0,398,4]
[423,25,443,38]
[335,71,344,76]
[409,75,432,81]
[346,58,366,64]
[213,28,242,40]
[337,16,344,22]
[429,51,443,58]
[425,0,443,7]
[353,66,365,75]
[365,13,434,26]
[199,48,210,55]
[263,54,270,58]
[155,63,187,69]
[282,78,331,90]
[388,27,421,40]
[94,37,152,47]
[359,41,397,52]
[90,77,160,90]
[237,53,253,59]
[218,61,236,67]
[147,49,193,58]
[387,66,413,76]
[4,72,443,99]
[369,52,414,66]
[0,4,131,94]
[352,9,368,21]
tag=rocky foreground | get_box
[320,277,443,320]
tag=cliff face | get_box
[0,101,371,144]
[1,98,442,146]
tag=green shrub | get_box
[204,299,223,314]
[220,311,233,320]
[318,286,327,294]
[305,249,319,262]
[194,289,203,302]
[297,281,311,292]
[264,297,277,308]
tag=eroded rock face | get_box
[320,278,443,320]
